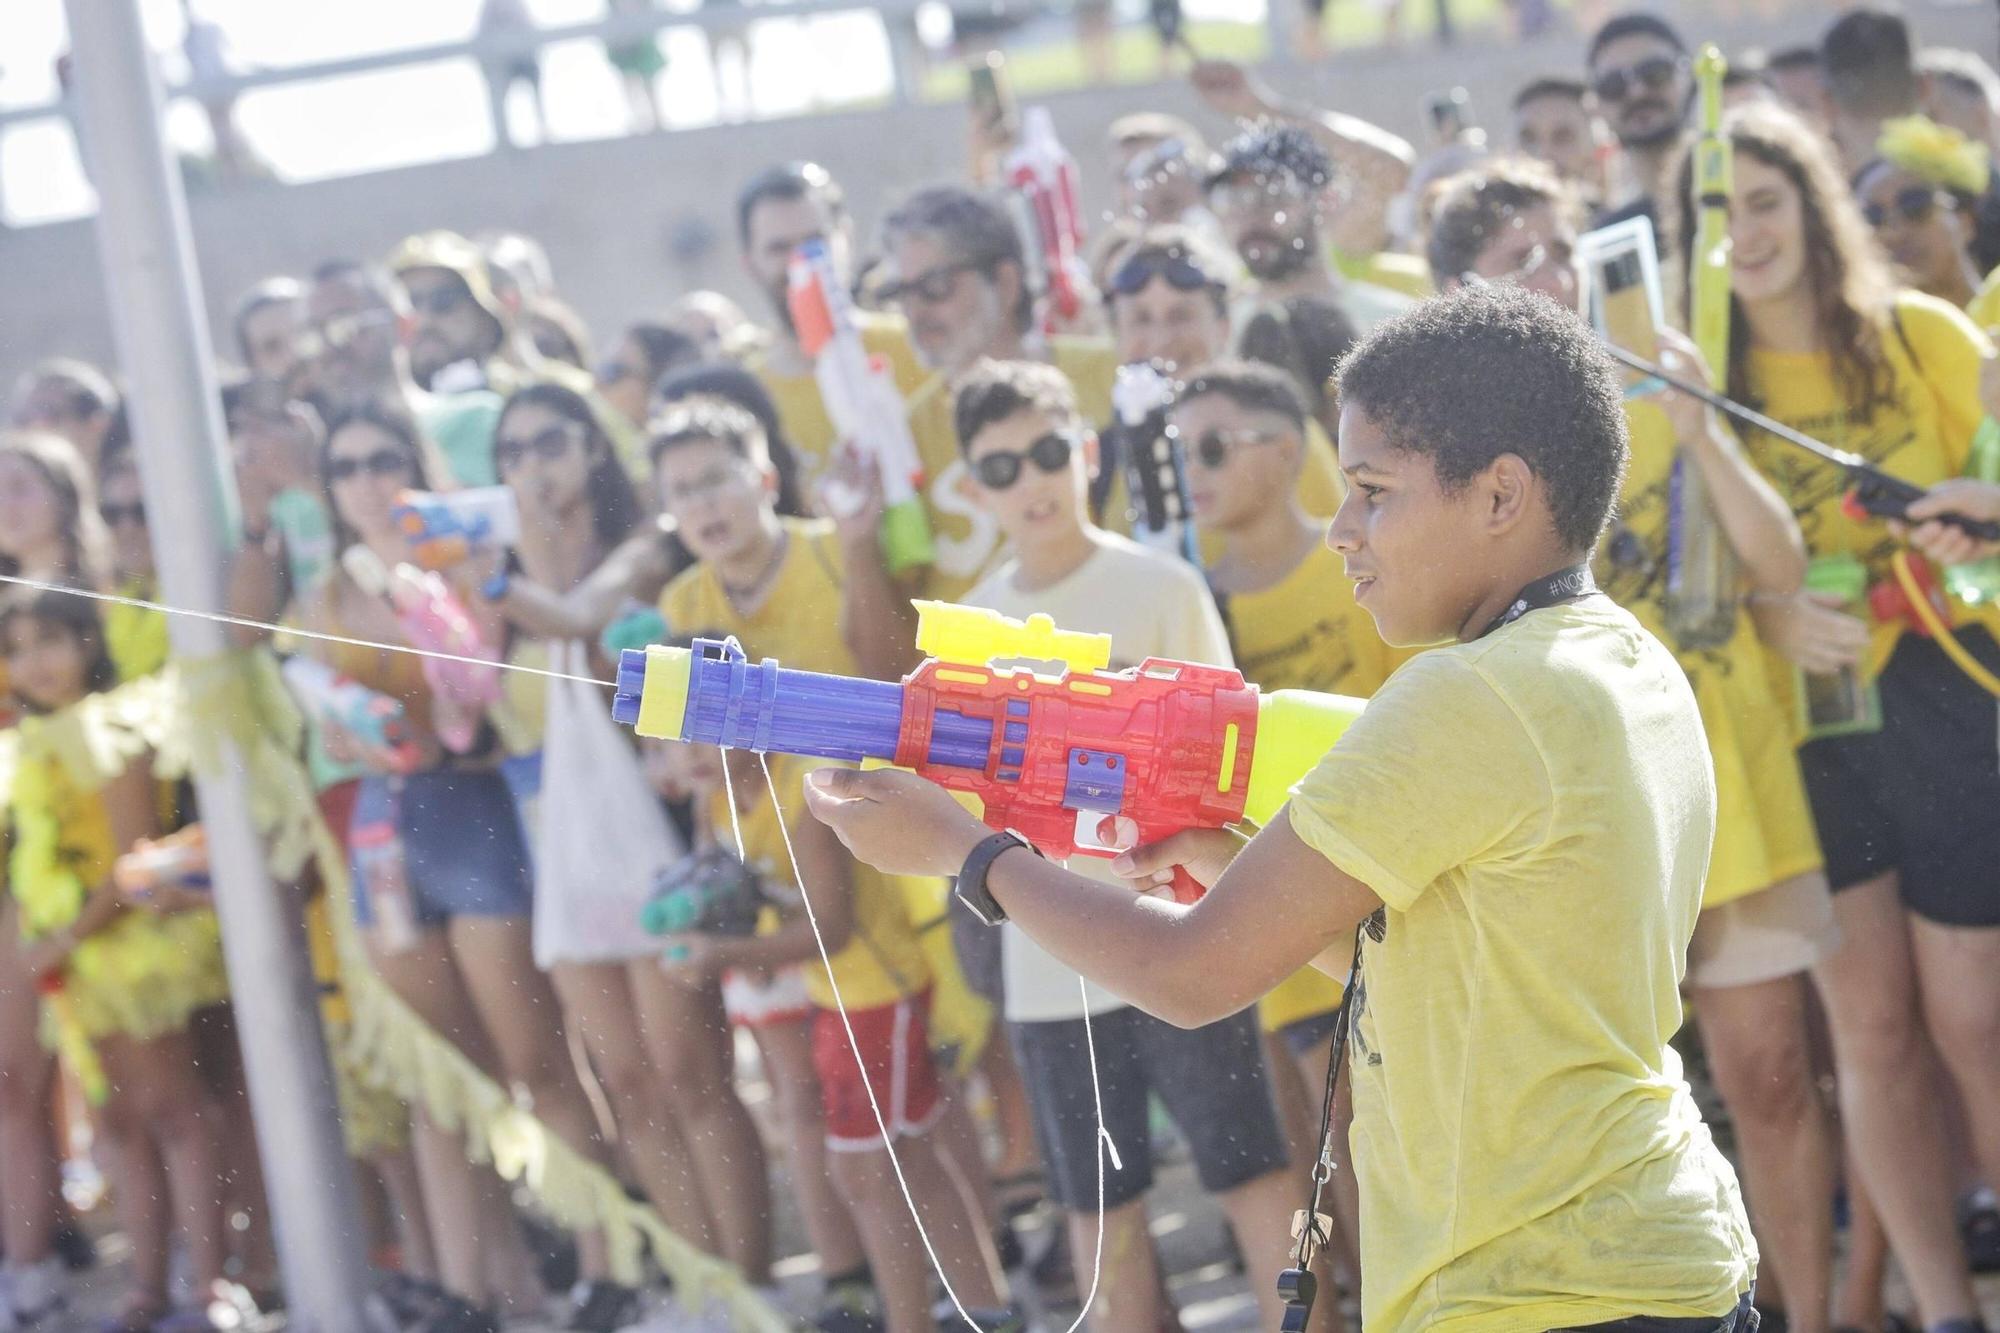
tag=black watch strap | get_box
[956,830,1037,926]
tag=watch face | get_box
[955,885,1005,928]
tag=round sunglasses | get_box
[495,421,585,471]
[1591,55,1684,104]
[1863,185,1950,229]
[327,447,411,483]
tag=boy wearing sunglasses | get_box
[947,359,1303,1333]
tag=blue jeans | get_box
[1554,1291,1759,1333]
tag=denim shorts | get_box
[1553,1290,1758,1332]
[348,771,534,929]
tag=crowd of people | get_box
[6,4,2000,1333]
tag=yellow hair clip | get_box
[1877,115,1992,197]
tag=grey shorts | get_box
[1009,1004,1288,1211]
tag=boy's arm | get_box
[491,524,675,641]
[802,767,1381,1029]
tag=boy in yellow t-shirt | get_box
[805,287,1757,1333]
[656,739,1014,1333]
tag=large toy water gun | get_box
[1109,361,1200,567]
[640,844,770,960]
[1663,43,1741,652]
[610,601,1364,902]
[393,486,520,571]
[280,656,426,774]
[786,238,934,576]
[341,547,501,752]
[1005,107,1088,332]
[112,825,210,901]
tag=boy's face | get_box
[964,407,1094,547]
[1329,403,1496,647]
[1466,202,1580,312]
[1512,94,1598,184]
[1170,393,1300,534]
[654,437,773,566]
[3,614,88,711]
[1111,275,1229,372]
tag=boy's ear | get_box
[1482,452,1537,535]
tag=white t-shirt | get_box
[960,532,1234,1024]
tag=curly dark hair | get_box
[1173,359,1309,434]
[1335,283,1628,552]
[1668,102,1898,423]
[1209,124,1335,194]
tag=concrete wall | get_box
[1,2,1991,399]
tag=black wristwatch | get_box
[956,830,1038,926]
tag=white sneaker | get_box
[615,1292,738,1333]
[0,1259,68,1328]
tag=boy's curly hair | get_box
[1335,283,1627,552]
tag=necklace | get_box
[719,528,789,611]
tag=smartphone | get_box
[1578,217,1665,394]
[969,52,1017,143]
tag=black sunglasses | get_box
[1864,186,1947,228]
[879,261,983,306]
[100,501,147,528]
[328,447,412,482]
[973,432,1075,490]
[1185,426,1285,469]
[1109,255,1216,297]
[1592,55,1683,104]
[495,421,584,471]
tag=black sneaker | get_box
[813,1284,884,1333]
[565,1281,642,1332]
[1962,1195,2000,1273]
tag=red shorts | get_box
[811,990,942,1152]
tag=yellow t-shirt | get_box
[902,337,1119,600]
[1595,403,1823,907]
[492,637,551,757]
[1743,290,2000,678]
[751,311,932,472]
[1288,599,1756,1333]
[1226,539,1409,1033]
[658,517,858,677]
[707,754,932,1012]
[1331,246,1436,300]
[106,578,170,683]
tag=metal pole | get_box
[62,4,376,1329]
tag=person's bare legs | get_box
[1690,970,1836,1333]
[1067,1198,1164,1329]
[0,900,61,1271]
[1832,1145,1893,1331]
[632,972,773,1278]
[831,1130,1004,1332]
[553,962,716,1254]
[99,1031,228,1300]
[753,1017,866,1277]
[1909,917,2000,1189]
[371,1146,438,1279]
[976,1036,1042,1186]
[451,916,621,1284]
[1219,1167,1340,1333]
[1812,873,1979,1324]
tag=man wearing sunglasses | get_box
[948,360,1301,1333]
[875,185,1118,596]
[1205,125,1414,338]
[296,258,504,489]
[1585,11,1694,235]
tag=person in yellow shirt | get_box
[805,286,1758,1333]
[657,740,1016,1333]
[734,162,932,468]
[1431,157,1840,1333]
[1854,116,1991,314]
[652,398,911,681]
[1673,104,2000,1333]
[1168,359,1409,1309]
[875,185,1119,598]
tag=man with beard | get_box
[736,161,929,471]
[1206,125,1415,338]
[875,185,1117,597]
[1586,12,1696,234]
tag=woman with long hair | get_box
[297,398,610,1322]
[1674,103,2000,1333]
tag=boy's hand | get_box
[1890,478,2000,566]
[802,768,988,878]
[1748,590,1869,673]
[1110,826,1247,894]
